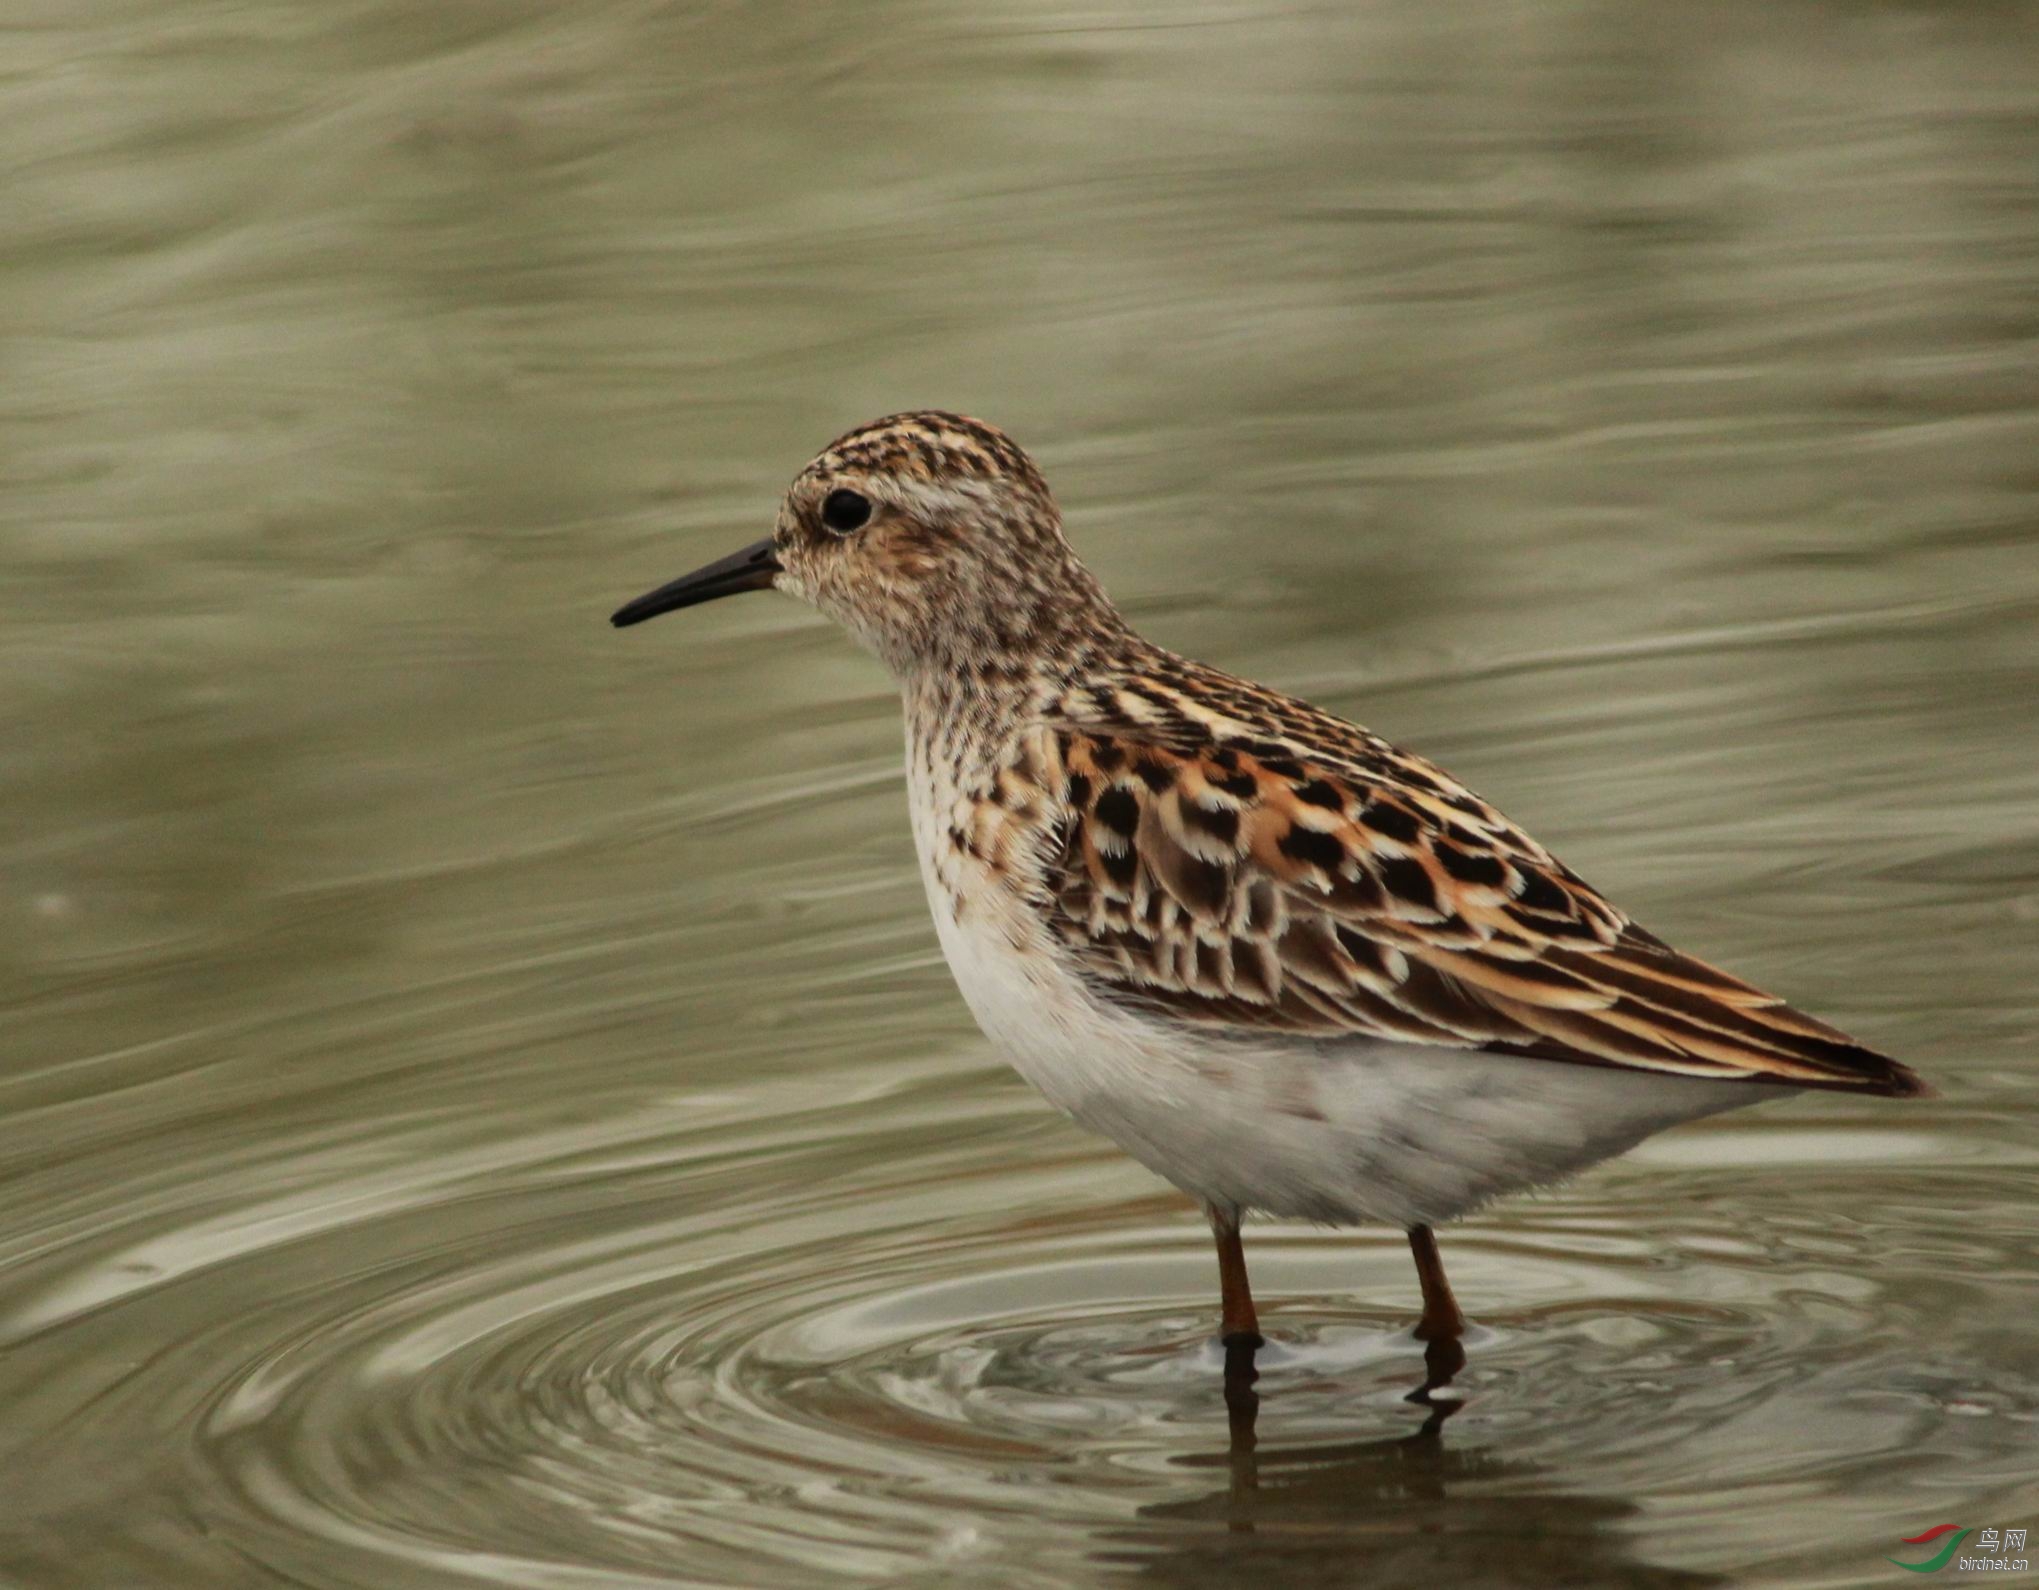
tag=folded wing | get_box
[1038,696,1922,1097]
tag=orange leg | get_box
[1407,1223,1466,1342]
[1208,1206,1263,1347]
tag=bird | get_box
[611,410,1924,1360]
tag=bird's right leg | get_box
[1207,1205,1263,1349]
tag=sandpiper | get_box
[613,411,1923,1357]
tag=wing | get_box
[1035,679,1922,1097]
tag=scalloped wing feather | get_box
[1037,680,1922,1098]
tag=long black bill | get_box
[610,537,782,628]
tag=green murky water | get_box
[3,4,2037,1585]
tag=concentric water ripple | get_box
[4,1060,2030,1588]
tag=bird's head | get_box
[612,412,1120,676]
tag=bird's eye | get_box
[820,489,872,535]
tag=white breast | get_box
[904,727,1122,1120]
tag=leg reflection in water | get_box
[1220,1329,1468,1525]
[1128,1334,1720,1589]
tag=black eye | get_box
[820,489,872,535]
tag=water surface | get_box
[3,3,2037,1585]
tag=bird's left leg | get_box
[1407,1223,1466,1342]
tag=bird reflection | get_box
[1118,1336,1721,1589]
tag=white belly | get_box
[1044,1022,1769,1228]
